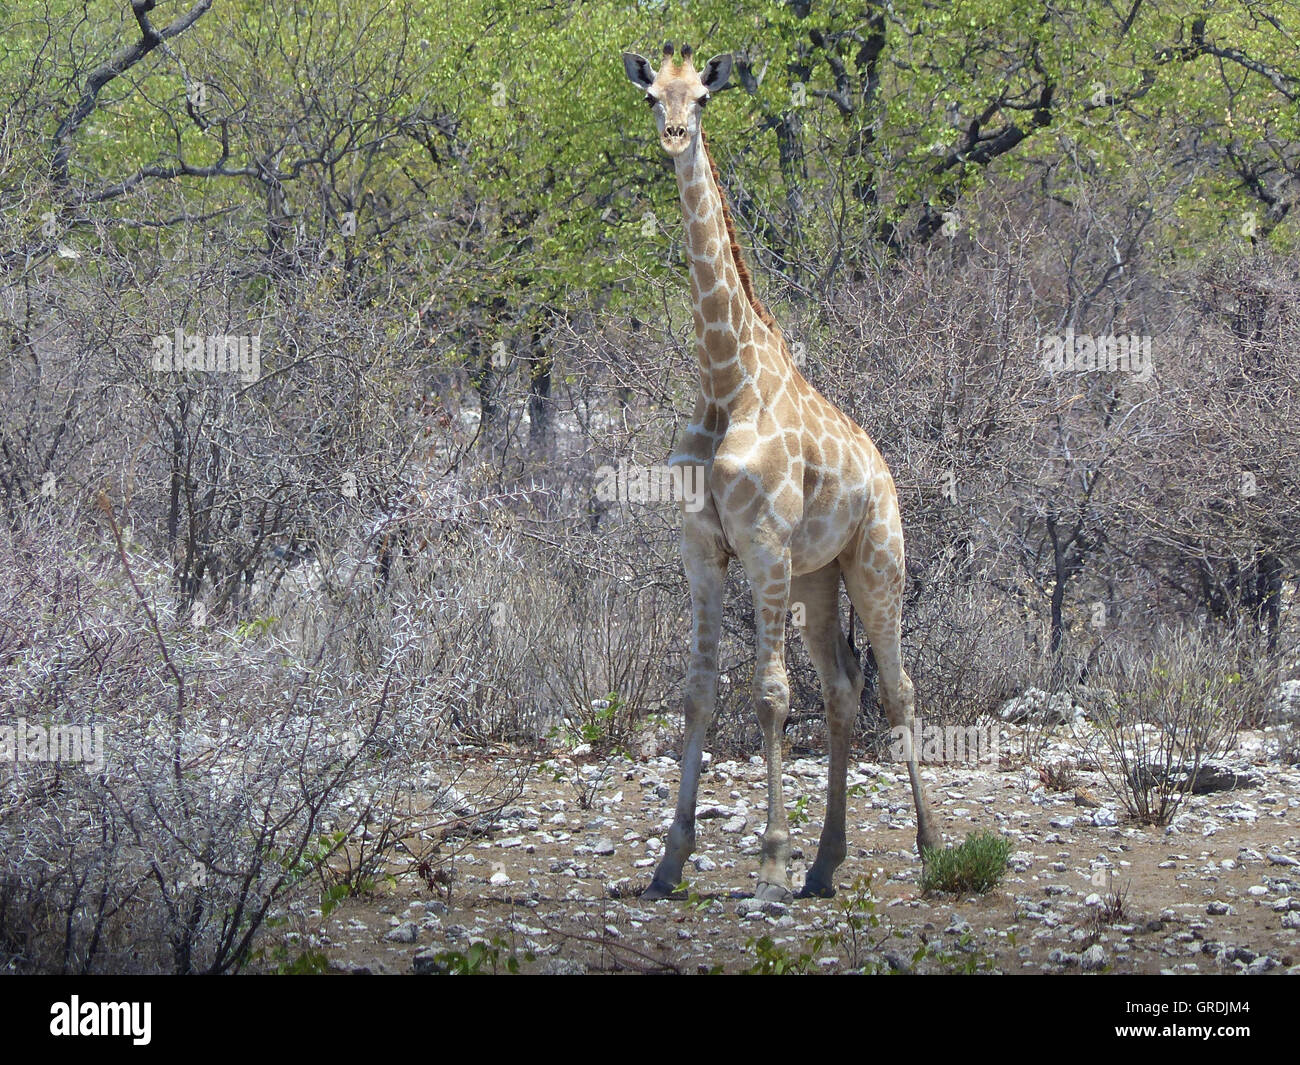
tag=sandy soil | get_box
[302,722,1300,975]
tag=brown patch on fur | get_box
[701,133,792,362]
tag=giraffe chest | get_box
[677,403,879,570]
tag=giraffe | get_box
[623,43,940,902]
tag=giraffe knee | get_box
[753,672,790,729]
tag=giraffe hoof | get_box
[796,876,835,899]
[640,878,677,901]
[753,880,793,904]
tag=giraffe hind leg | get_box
[842,560,941,858]
[790,565,862,899]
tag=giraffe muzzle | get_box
[661,125,690,154]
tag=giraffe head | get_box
[622,43,732,157]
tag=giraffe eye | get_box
[645,93,657,107]
[699,93,710,107]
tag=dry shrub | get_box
[1083,630,1257,824]
[0,511,503,973]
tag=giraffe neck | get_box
[674,134,761,406]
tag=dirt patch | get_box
[308,726,1300,974]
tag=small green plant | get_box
[422,935,532,974]
[742,874,999,974]
[682,880,712,912]
[233,615,278,639]
[788,794,810,827]
[550,693,632,756]
[744,934,819,975]
[921,831,1009,894]
[836,875,887,969]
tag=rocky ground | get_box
[307,717,1300,975]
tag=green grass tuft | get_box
[921,831,1010,894]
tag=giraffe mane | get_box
[700,132,791,360]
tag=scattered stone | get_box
[1080,944,1107,971]
[385,921,419,944]
[329,959,373,975]
[1274,680,1300,725]
[737,898,789,919]
[999,689,1081,725]
[1207,901,1234,915]
[1190,765,1261,794]
[537,957,587,975]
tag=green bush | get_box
[921,832,1010,894]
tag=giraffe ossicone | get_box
[623,45,941,902]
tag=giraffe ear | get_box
[700,53,733,91]
[622,52,656,91]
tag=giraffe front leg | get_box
[749,549,793,904]
[643,527,726,901]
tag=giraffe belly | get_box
[788,520,852,576]
[788,478,869,576]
